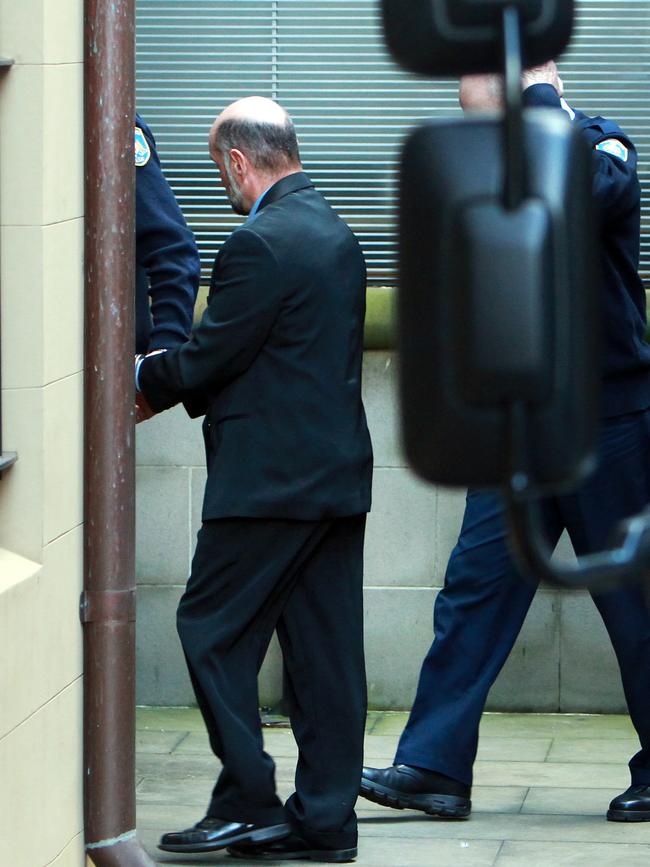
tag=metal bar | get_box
[504,402,650,592]
[501,5,526,210]
[83,0,155,864]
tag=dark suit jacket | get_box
[139,171,373,521]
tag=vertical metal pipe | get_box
[83,1,155,864]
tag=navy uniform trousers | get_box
[395,409,650,786]
[176,514,367,851]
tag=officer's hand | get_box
[522,60,563,96]
[134,349,167,423]
[135,392,156,424]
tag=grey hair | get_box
[214,115,301,173]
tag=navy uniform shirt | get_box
[135,115,201,352]
[523,84,650,418]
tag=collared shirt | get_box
[135,355,145,392]
[247,187,272,223]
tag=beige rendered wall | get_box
[0,1,85,865]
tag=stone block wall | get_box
[0,2,85,864]
[136,351,627,713]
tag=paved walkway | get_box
[136,709,650,866]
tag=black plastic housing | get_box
[398,110,599,489]
[382,0,574,75]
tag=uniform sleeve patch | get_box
[595,138,629,163]
[135,127,151,167]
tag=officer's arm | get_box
[136,121,201,350]
[138,228,283,413]
[522,84,639,220]
[588,134,639,220]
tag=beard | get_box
[223,157,248,215]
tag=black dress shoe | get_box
[158,816,290,853]
[228,832,357,862]
[360,764,471,818]
[607,785,650,822]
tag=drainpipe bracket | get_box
[0,451,18,476]
[80,588,137,624]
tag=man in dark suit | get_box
[136,97,373,862]
[361,63,650,823]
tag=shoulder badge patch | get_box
[595,138,629,163]
[135,127,151,167]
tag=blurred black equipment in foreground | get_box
[383,0,650,591]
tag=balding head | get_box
[459,74,503,113]
[218,96,289,128]
[213,97,299,167]
[208,97,302,215]
[459,61,563,114]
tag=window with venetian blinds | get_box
[136,0,650,287]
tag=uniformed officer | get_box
[361,62,650,823]
[135,115,201,353]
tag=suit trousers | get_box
[395,409,650,786]
[176,514,367,849]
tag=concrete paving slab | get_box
[473,760,629,789]
[356,811,650,844]
[173,729,300,759]
[478,713,635,739]
[361,733,399,761]
[137,730,189,755]
[495,840,650,866]
[521,787,621,816]
[470,787,529,815]
[136,753,219,779]
[369,713,414,735]
[170,731,222,756]
[137,706,205,732]
[137,775,216,807]
[331,836,502,866]
[365,711,385,731]
[136,708,378,737]
[545,738,639,764]
[139,827,503,867]
[137,803,202,831]
[477,738,552,763]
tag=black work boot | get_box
[607,785,650,822]
[360,764,471,818]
